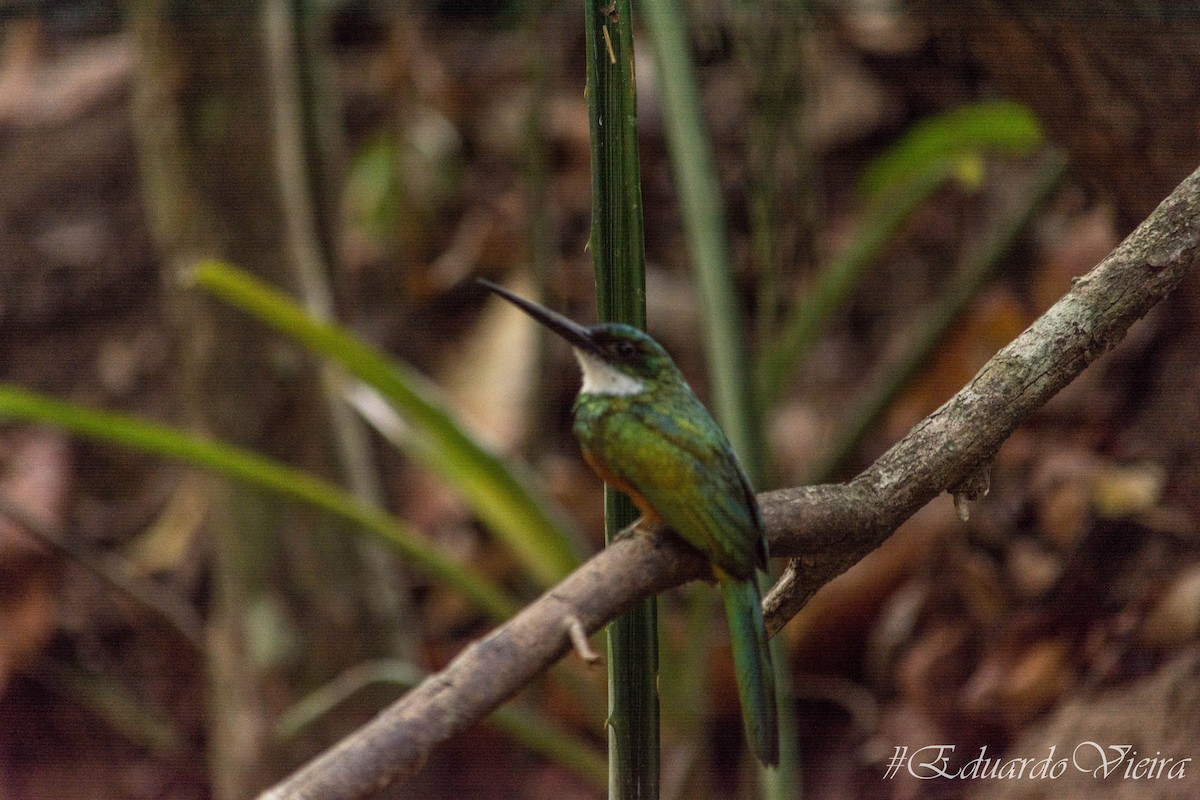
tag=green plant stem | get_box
[0,384,518,620]
[643,3,802,796]
[584,0,658,796]
[587,3,648,325]
[809,152,1068,483]
[642,0,762,481]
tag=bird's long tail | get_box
[717,568,779,766]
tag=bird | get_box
[479,278,779,766]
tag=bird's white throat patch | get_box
[574,349,646,396]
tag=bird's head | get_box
[479,279,681,397]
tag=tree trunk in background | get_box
[130,3,409,797]
[922,1,1200,230]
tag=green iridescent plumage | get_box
[571,349,766,578]
[480,280,780,766]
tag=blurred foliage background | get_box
[2,2,1200,799]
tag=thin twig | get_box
[566,615,602,663]
[0,492,204,646]
[261,0,413,652]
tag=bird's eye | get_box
[616,340,637,360]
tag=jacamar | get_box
[479,279,779,766]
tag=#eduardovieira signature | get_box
[883,742,1193,782]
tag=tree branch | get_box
[764,157,1200,625]
[259,161,1200,800]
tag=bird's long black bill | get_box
[478,278,597,352]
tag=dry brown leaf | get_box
[0,430,72,691]
[963,639,1075,730]
[1141,565,1200,649]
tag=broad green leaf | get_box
[858,100,1042,204]
[758,101,1044,407]
[190,260,585,586]
[0,383,517,619]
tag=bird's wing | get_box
[614,397,765,578]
